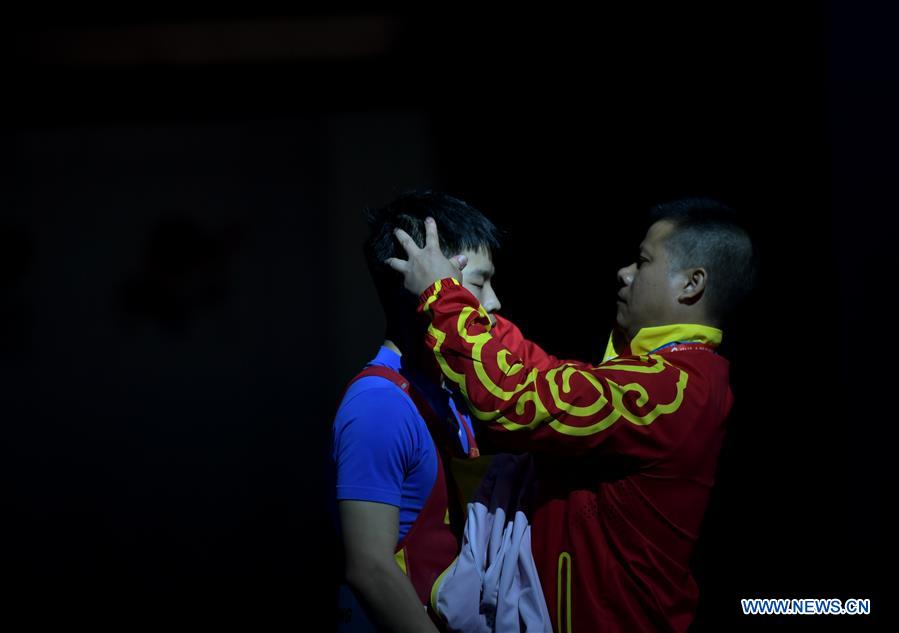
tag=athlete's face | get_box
[458,247,501,326]
[616,221,683,338]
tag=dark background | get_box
[2,5,895,631]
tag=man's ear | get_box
[678,268,707,305]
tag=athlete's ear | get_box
[449,254,468,272]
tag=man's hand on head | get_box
[385,217,467,296]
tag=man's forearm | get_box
[346,559,439,633]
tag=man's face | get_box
[458,247,501,326]
[616,220,683,338]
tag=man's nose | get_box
[618,264,635,286]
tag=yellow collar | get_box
[603,323,723,361]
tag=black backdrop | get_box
[2,5,895,631]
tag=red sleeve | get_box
[419,279,693,458]
[491,314,561,370]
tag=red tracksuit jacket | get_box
[419,279,733,633]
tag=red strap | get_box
[349,365,411,392]
[342,365,479,458]
[338,365,410,406]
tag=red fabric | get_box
[491,314,562,371]
[419,280,733,633]
[343,366,462,630]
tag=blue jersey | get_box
[332,346,474,542]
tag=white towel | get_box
[435,454,553,633]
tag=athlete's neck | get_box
[383,339,445,389]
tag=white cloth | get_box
[435,454,552,633]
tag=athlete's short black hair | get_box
[364,190,501,312]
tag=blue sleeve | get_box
[332,381,423,507]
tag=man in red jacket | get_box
[386,198,757,632]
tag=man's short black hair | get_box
[650,197,758,321]
[364,190,501,311]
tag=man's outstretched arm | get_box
[387,218,691,457]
